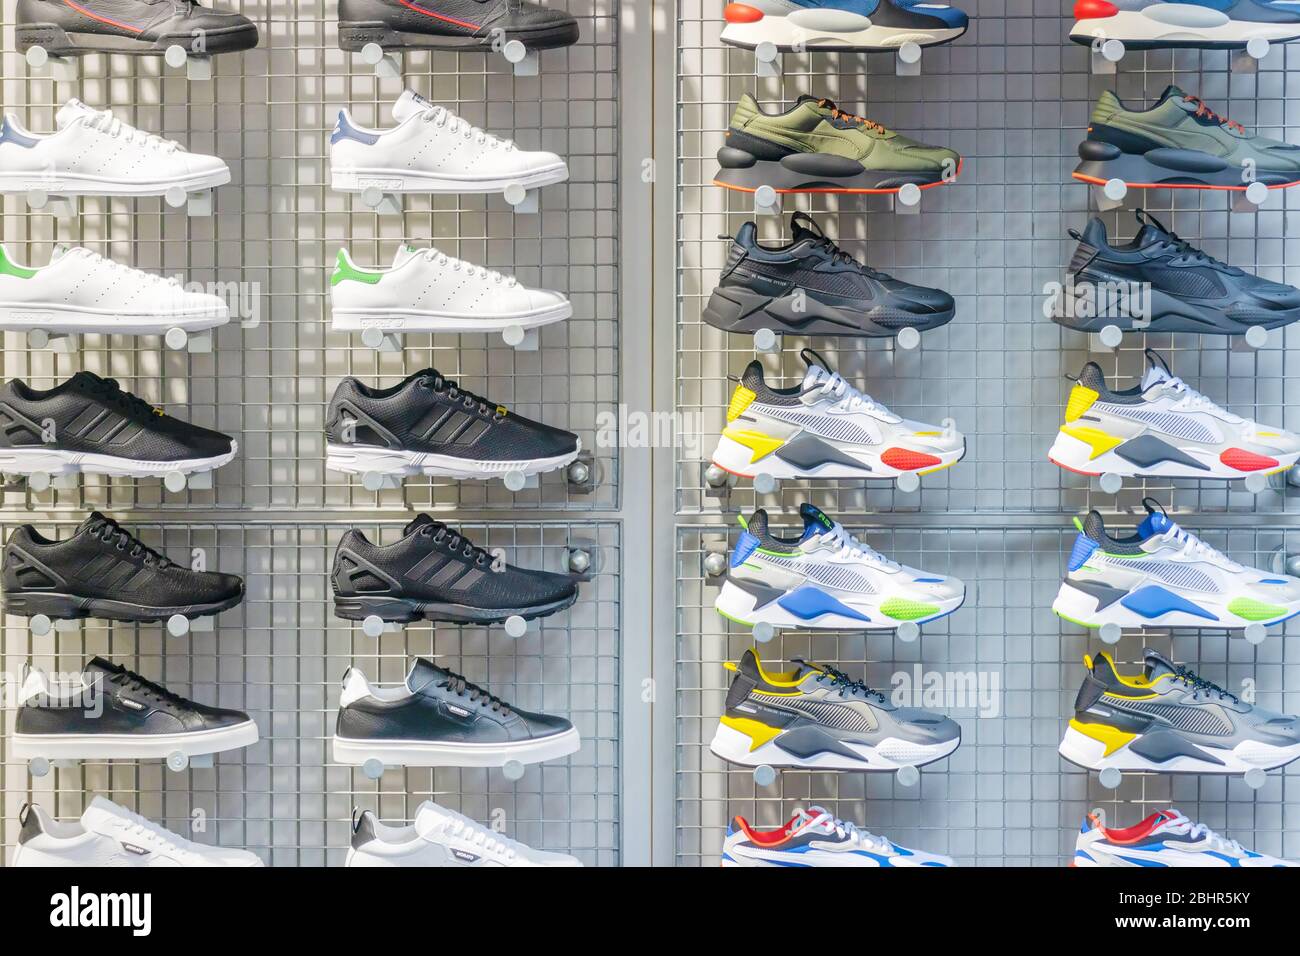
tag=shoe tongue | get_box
[77,510,109,533]
[403,513,437,536]
[800,363,829,392]
[796,93,826,109]
[392,244,423,269]
[1143,648,1178,682]
[48,243,75,263]
[82,796,126,831]
[406,657,447,693]
[788,657,827,681]
[792,805,833,832]
[798,502,836,540]
[392,89,437,123]
[1141,362,1171,391]
[1158,84,1188,104]
[56,98,97,129]
[83,656,121,681]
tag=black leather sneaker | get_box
[333,657,580,767]
[337,0,579,52]
[16,0,260,56]
[2,512,244,623]
[12,656,258,761]
[332,513,578,624]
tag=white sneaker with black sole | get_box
[347,802,582,867]
[333,658,581,768]
[329,89,568,194]
[0,99,230,197]
[0,244,230,334]
[13,797,263,867]
[330,245,570,334]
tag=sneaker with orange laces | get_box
[1074,85,1300,191]
[713,93,961,194]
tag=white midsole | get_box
[10,720,259,760]
[714,578,962,631]
[331,163,568,194]
[1070,11,1300,45]
[710,432,963,480]
[1052,580,1298,629]
[332,727,580,768]
[330,301,571,334]
[1058,725,1300,774]
[326,442,580,479]
[0,167,231,196]
[1048,431,1299,480]
[0,444,236,478]
[0,303,229,334]
[709,721,959,771]
[721,15,963,49]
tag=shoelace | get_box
[84,109,179,152]
[420,248,514,286]
[438,669,512,716]
[1134,211,1227,268]
[1184,95,1244,134]
[804,366,892,418]
[441,815,519,861]
[817,98,887,135]
[86,515,173,567]
[1160,812,1246,855]
[1154,522,1239,571]
[1147,371,1237,418]
[418,520,495,567]
[422,105,515,151]
[813,665,888,704]
[108,806,198,860]
[1170,664,1239,703]
[103,665,191,709]
[84,375,165,421]
[798,807,888,851]
[817,521,901,570]
[416,371,504,420]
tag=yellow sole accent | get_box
[1060,424,1123,460]
[917,458,958,476]
[912,430,943,437]
[1068,718,1136,757]
[719,714,783,751]
[726,385,757,423]
[1065,384,1099,423]
[721,426,785,463]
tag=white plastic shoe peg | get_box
[171,188,213,216]
[1098,766,1123,789]
[1243,767,1267,790]
[1098,472,1123,494]
[896,326,921,351]
[896,472,920,494]
[752,764,777,786]
[166,327,212,353]
[895,764,920,787]
[503,615,529,638]
[1089,324,1123,353]
[503,182,538,213]
[1242,472,1268,494]
[752,621,775,644]
[1099,622,1122,645]
[27,471,78,493]
[752,327,779,353]
[703,464,730,489]
[25,46,80,81]
[1093,178,1128,212]
[163,470,189,493]
[754,41,781,77]
[359,327,403,352]
[502,324,539,350]
[361,471,402,491]
[361,615,387,638]
[893,182,921,214]
[1090,38,1124,73]
[896,620,920,643]
[359,187,403,215]
[25,189,75,218]
[502,759,526,781]
[163,45,212,81]
[29,613,53,637]
[895,41,922,76]
[362,758,385,780]
[753,184,781,217]
[27,329,79,352]
[1243,325,1269,350]
[359,42,402,78]
[1232,37,1269,72]
[753,472,777,495]
[1232,181,1269,212]
[1243,622,1266,646]
[28,757,51,777]
[166,614,192,637]
[501,40,538,76]
[166,751,190,772]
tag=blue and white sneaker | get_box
[721,0,968,53]
[1070,0,1300,51]
[1075,809,1296,867]
[723,806,955,867]
[1053,497,1300,631]
[715,503,965,631]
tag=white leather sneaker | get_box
[13,797,263,867]
[331,245,570,333]
[0,243,230,334]
[329,89,568,194]
[0,99,230,197]
[346,801,582,867]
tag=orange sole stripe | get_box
[1072,172,1300,192]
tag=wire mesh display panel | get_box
[675,522,1300,867]
[0,518,621,866]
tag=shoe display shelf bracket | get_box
[22,326,212,353]
[4,467,213,495]
[748,322,919,357]
[27,751,214,777]
[23,186,214,217]
[1095,765,1269,791]
[1090,322,1268,352]
[749,761,922,787]
[750,39,923,78]
[1086,35,1269,73]
[356,39,539,78]
[357,755,529,781]
[1093,618,1267,647]
[356,181,541,216]
[356,324,539,353]
[702,462,922,496]
[25,43,214,80]
[1089,177,1268,215]
[1091,470,1270,495]
[751,182,923,218]
[26,611,213,639]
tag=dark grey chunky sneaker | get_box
[15,0,259,57]
[337,0,579,51]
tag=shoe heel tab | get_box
[731,528,761,569]
[18,802,48,843]
[339,666,371,707]
[18,664,49,705]
[1067,528,1098,572]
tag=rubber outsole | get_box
[15,22,259,56]
[0,168,231,197]
[720,21,967,53]
[10,720,259,760]
[2,590,244,624]
[1074,142,1300,191]
[0,445,237,479]
[336,20,579,51]
[330,302,572,334]
[330,164,568,194]
[333,590,578,625]
[332,726,581,768]
[714,154,961,194]
[325,442,580,480]
[701,285,954,337]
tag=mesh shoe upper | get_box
[0,371,233,462]
[326,368,577,463]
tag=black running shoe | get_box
[703,213,956,336]
[0,371,236,479]
[2,512,244,623]
[337,0,579,51]
[12,656,258,762]
[15,0,259,56]
[1056,210,1300,334]
[332,513,578,624]
[325,368,580,480]
[333,657,580,767]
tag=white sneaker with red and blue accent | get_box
[723,806,954,867]
[1075,809,1296,867]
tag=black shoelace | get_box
[105,666,189,708]
[815,664,887,704]
[790,212,890,278]
[419,521,493,567]
[417,370,503,420]
[1173,665,1238,703]
[87,515,173,568]
[83,374,163,422]
[439,670,512,716]
[1136,210,1227,269]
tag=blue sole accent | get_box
[774,586,872,623]
[1119,585,1217,621]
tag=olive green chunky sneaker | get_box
[714,94,961,194]
[1075,86,1300,191]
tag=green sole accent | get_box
[1227,597,1287,622]
[1053,609,1100,629]
[880,597,940,621]
[716,608,755,628]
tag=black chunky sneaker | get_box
[15,0,260,57]
[333,657,580,767]
[332,513,578,624]
[325,368,580,480]
[0,371,236,479]
[12,656,258,761]
[337,0,579,52]
[703,213,956,336]
[2,512,244,623]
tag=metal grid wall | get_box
[675,0,1300,865]
[0,0,624,865]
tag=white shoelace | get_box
[1149,371,1244,424]
[420,248,514,285]
[108,807,199,861]
[84,110,179,153]
[1155,521,1239,570]
[440,815,519,862]
[804,367,897,420]
[422,105,515,151]
[799,808,890,853]
[1160,811,1246,856]
[816,522,900,570]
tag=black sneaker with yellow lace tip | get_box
[714,94,962,194]
[0,371,236,478]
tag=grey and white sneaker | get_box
[346,801,581,867]
[710,648,961,771]
[1060,649,1300,775]
[13,796,262,867]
